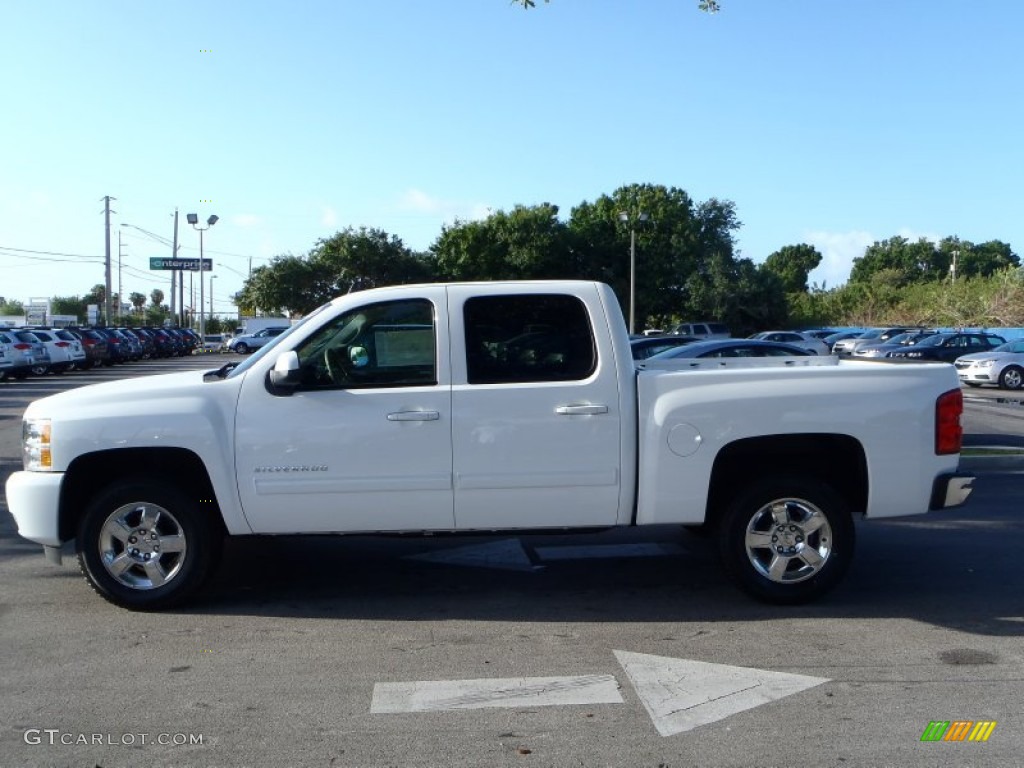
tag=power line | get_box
[0,245,103,259]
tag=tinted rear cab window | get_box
[464,294,597,384]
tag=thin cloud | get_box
[803,230,875,289]
[398,188,491,222]
[232,214,261,228]
[321,206,338,228]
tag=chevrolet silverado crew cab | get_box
[7,281,973,610]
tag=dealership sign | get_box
[149,257,212,271]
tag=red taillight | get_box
[936,389,963,455]
[55,341,70,347]
[14,343,31,350]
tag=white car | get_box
[202,334,226,352]
[954,340,1024,390]
[227,326,288,353]
[25,329,87,373]
[748,331,831,355]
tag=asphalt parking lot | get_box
[1,358,1022,768]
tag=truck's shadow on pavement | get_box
[189,472,1024,637]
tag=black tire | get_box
[234,342,249,354]
[76,478,222,610]
[999,365,1023,391]
[30,365,49,376]
[718,476,854,604]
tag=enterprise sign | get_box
[149,258,213,271]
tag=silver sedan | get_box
[955,340,1024,390]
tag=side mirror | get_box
[267,350,301,395]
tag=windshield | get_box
[223,304,329,380]
[994,340,1024,354]
[911,334,949,348]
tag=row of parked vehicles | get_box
[629,325,1024,390]
[0,326,207,380]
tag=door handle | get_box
[387,410,440,422]
[555,404,609,416]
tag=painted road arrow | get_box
[371,674,623,713]
[371,651,829,736]
[615,651,830,736]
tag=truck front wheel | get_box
[718,477,854,604]
[76,478,222,610]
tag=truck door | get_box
[448,286,623,529]
[234,289,454,533]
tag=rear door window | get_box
[464,294,596,384]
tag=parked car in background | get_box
[203,334,226,352]
[0,329,40,380]
[888,332,1006,363]
[124,328,156,359]
[800,329,839,340]
[823,331,862,348]
[955,339,1024,390]
[227,326,289,353]
[0,336,13,380]
[179,328,201,352]
[832,327,917,356]
[66,328,109,369]
[748,331,830,355]
[852,330,938,358]
[25,328,85,373]
[629,335,700,360]
[95,329,132,363]
[10,331,52,376]
[669,321,730,339]
[643,339,813,362]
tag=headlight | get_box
[976,360,995,369]
[22,418,53,470]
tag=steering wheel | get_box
[323,346,352,384]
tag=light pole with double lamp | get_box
[618,210,649,335]
[187,213,218,343]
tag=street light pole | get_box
[187,213,218,342]
[618,210,649,335]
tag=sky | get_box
[2,0,1023,317]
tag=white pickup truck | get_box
[7,281,973,610]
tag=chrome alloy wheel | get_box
[743,498,832,584]
[98,502,188,590]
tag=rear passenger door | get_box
[448,286,623,530]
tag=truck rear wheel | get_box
[76,478,221,610]
[718,476,854,604]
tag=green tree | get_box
[0,298,25,316]
[150,289,165,308]
[432,203,575,281]
[761,244,823,294]
[568,184,750,330]
[49,295,86,319]
[950,238,1019,278]
[238,228,433,316]
[850,237,946,284]
[129,292,147,316]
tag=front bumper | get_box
[929,472,974,510]
[957,370,992,384]
[5,470,65,546]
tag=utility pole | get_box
[101,196,116,325]
[117,231,125,324]
[172,209,181,325]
